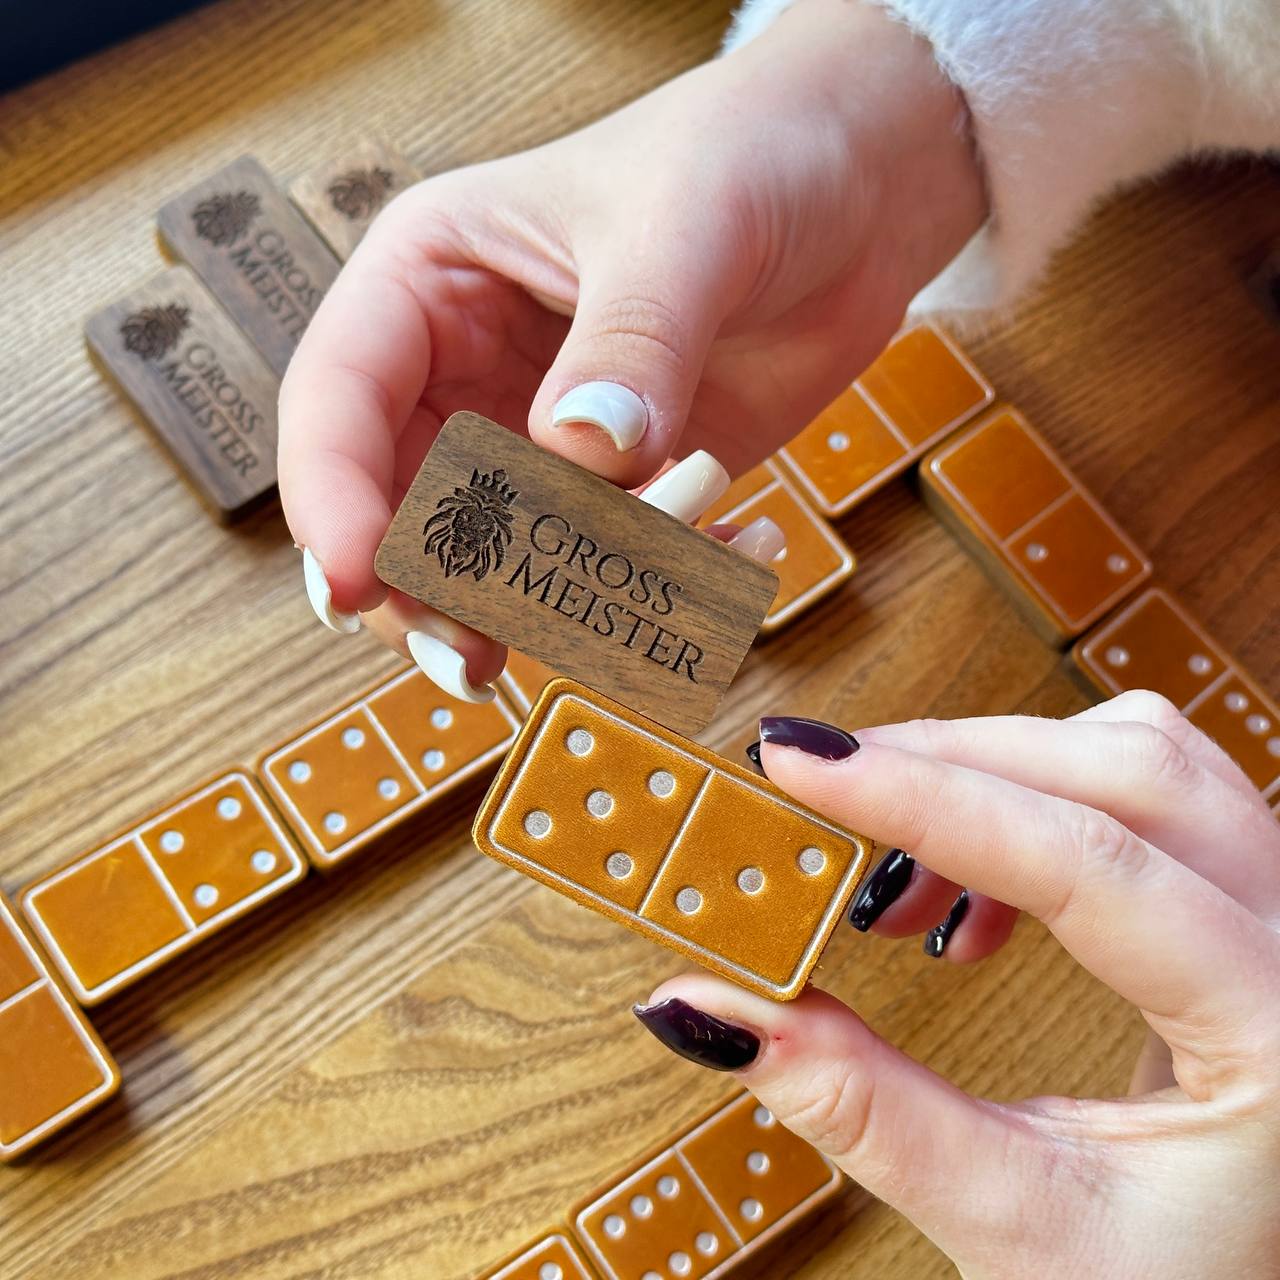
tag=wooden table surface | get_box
[1,1,1277,1276]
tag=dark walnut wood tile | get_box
[156,155,340,377]
[288,136,422,259]
[376,413,778,734]
[84,265,282,521]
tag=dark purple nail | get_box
[848,849,915,931]
[744,740,762,773]
[758,716,859,761]
[924,890,970,958]
[633,997,760,1071]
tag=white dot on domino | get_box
[288,760,311,783]
[539,1265,563,1280]
[603,1214,625,1239]
[324,812,347,834]
[630,1194,653,1219]
[422,749,445,771]
[193,883,218,909]
[430,707,452,729]
[251,850,276,874]
[747,1150,769,1173]
[669,1253,692,1277]
[160,829,184,854]
[586,789,614,817]
[377,777,400,799]
[657,1175,679,1198]
[695,1232,718,1256]
[740,1198,763,1222]
[217,796,241,820]
[342,727,365,749]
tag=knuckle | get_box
[1103,689,1185,733]
[1118,721,1199,793]
[588,293,690,366]
[1043,803,1149,926]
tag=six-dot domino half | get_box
[472,678,873,1000]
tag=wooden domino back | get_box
[700,461,855,634]
[571,1090,842,1280]
[472,679,872,1000]
[921,408,1152,645]
[1073,588,1280,808]
[776,325,993,517]
[20,772,306,1005]
[258,666,521,868]
[0,893,119,1160]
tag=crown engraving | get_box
[327,166,395,221]
[423,468,518,581]
[191,190,261,246]
[119,303,190,361]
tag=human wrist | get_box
[724,0,987,308]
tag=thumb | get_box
[635,972,1038,1257]
[529,241,734,488]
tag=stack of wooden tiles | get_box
[478,1091,843,1279]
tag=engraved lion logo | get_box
[423,468,518,581]
[191,190,261,246]
[327,167,395,221]
[119,303,190,361]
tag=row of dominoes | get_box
[476,1090,843,1280]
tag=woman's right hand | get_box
[278,0,985,697]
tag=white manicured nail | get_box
[551,382,647,452]
[302,547,360,634]
[639,450,730,523]
[730,516,787,565]
[406,631,495,704]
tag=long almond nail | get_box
[406,631,494,704]
[640,450,730,523]
[551,381,647,451]
[302,547,360,634]
[729,516,786,565]
[633,997,760,1071]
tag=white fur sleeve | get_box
[723,0,1280,315]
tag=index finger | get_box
[278,228,432,613]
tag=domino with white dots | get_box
[477,1232,600,1280]
[473,679,872,1000]
[571,1091,843,1280]
[258,665,521,868]
[20,773,306,1005]
[1073,588,1280,807]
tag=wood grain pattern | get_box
[288,135,422,259]
[376,413,778,734]
[156,155,340,377]
[0,0,1277,1276]
[84,265,282,521]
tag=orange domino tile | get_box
[500,649,562,717]
[704,463,854,634]
[921,409,1151,645]
[571,1091,842,1279]
[777,324,993,516]
[698,462,775,529]
[19,773,306,1005]
[0,893,120,1160]
[259,666,520,868]
[472,679,872,1000]
[1074,588,1280,805]
[477,1232,601,1280]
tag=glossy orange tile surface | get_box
[921,409,1151,644]
[259,666,520,868]
[1074,589,1280,803]
[473,679,872,1000]
[477,1231,600,1280]
[20,773,305,1004]
[0,894,119,1161]
[703,464,854,634]
[571,1091,841,1280]
[778,325,993,516]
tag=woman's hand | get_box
[636,691,1280,1276]
[278,0,985,698]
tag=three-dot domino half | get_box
[472,678,873,1000]
[259,666,521,868]
[1073,588,1280,812]
[20,773,306,1005]
[0,893,120,1161]
[921,408,1152,646]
